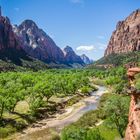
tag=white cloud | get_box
[14,8,19,11]
[97,35,105,39]
[76,45,95,51]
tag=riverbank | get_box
[9,86,107,140]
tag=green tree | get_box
[104,95,130,138]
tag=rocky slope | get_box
[105,9,140,56]
[63,46,84,64]
[80,54,93,64]
[0,15,31,65]
[125,68,140,140]
[13,20,65,64]
[0,7,85,67]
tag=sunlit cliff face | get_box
[105,9,140,57]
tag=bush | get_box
[51,133,60,140]
[80,86,92,94]
[61,125,87,140]
[103,94,130,138]
[86,128,105,140]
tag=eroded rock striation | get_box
[0,15,29,64]
[105,9,140,56]
[0,16,20,50]
[0,6,86,66]
[13,20,65,63]
[125,67,140,140]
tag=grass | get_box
[0,90,93,139]
[15,101,29,114]
[92,78,106,86]
[97,122,120,140]
[0,101,30,139]
[135,74,140,90]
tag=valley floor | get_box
[9,86,107,140]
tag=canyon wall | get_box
[105,9,140,56]
[125,68,140,140]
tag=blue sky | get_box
[0,0,140,60]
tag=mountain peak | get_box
[19,19,38,30]
[64,46,74,53]
[80,54,92,64]
[63,46,84,64]
[81,54,86,57]
[105,9,140,56]
[14,19,65,63]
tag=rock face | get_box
[0,15,29,64]
[0,16,20,50]
[0,9,85,66]
[13,20,65,63]
[125,93,140,140]
[63,46,84,64]
[125,68,140,140]
[80,54,93,64]
[105,9,140,56]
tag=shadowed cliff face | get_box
[80,54,93,64]
[125,68,140,140]
[0,16,20,50]
[63,46,84,64]
[13,20,64,63]
[13,20,86,65]
[13,20,65,64]
[105,9,140,56]
[0,16,30,65]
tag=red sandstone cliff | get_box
[0,16,21,50]
[0,15,30,64]
[125,68,140,140]
[13,20,65,63]
[105,9,140,56]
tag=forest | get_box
[0,66,138,139]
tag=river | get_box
[13,86,107,140]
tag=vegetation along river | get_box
[13,86,107,140]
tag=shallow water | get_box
[15,86,106,140]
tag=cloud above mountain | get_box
[76,45,95,51]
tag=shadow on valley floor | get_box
[0,48,33,66]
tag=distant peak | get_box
[19,19,38,29]
[22,19,36,24]
[64,46,74,52]
[81,54,86,57]
[80,54,93,64]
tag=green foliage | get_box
[86,128,105,140]
[103,94,130,138]
[80,86,92,94]
[96,124,119,140]
[61,125,87,140]
[135,75,140,90]
[0,69,97,120]
[61,93,130,140]
[94,51,140,66]
[0,67,131,139]
[61,126,105,140]
[0,125,16,138]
